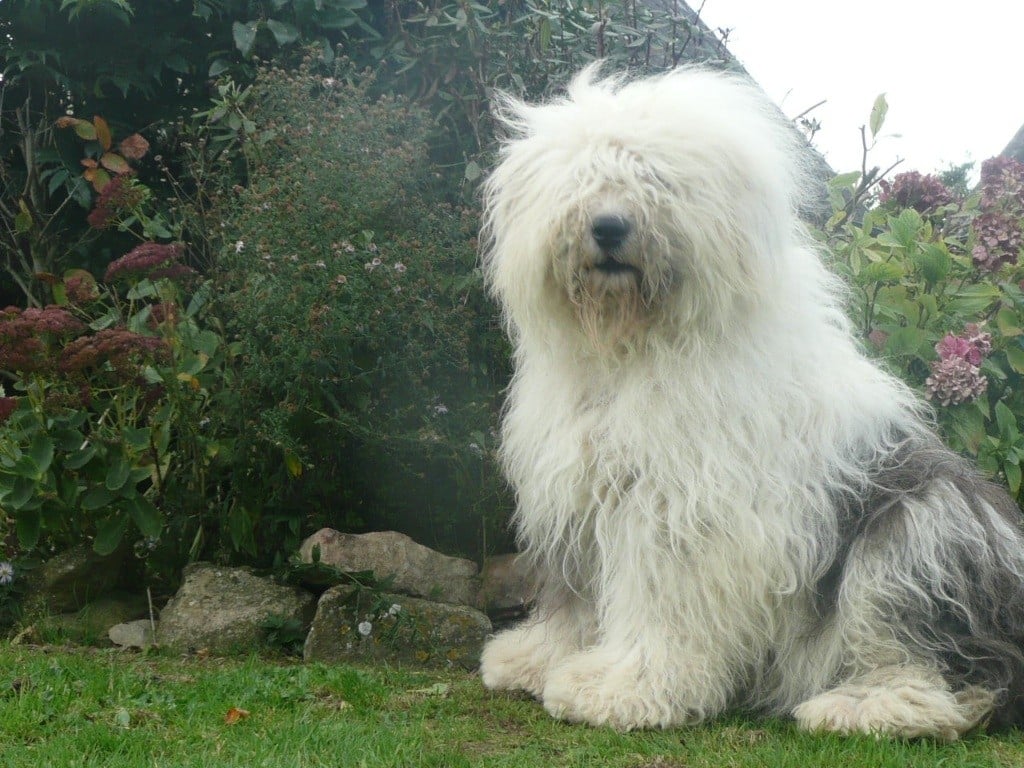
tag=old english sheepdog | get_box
[477,65,1024,739]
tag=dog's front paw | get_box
[542,648,698,730]
[480,623,561,697]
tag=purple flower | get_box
[878,171,954,213]
[936,327,991,367]
[926,357,988,406]
[972,210,1023,272]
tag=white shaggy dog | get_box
[478,65,1024,740]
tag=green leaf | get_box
[869,93,888,138]
[94,513,128,555]
[99,152,130,174]
[105,454,131,491]
[946,404,986,454]
[123,427,151,450]
[883,326,925,358]
[65,445,97,470]
[127,496,163,539]
[232,21,259,57]
[8,455,40,479]
[889,208,922,249]
[1007,462,1022,496]
[228,503,256,554]
[73,120,98,141]
[855,261,903,285]
[7,476,36,510]
[914,243,951,285]
[16,508,41,550]
[29,434,54,476]
[208,59,230,78]
[995,401,1018,442]
[1006,345,1024,374]
[997,307,1024,338]
[266,19,299,45]
[284,450,302,478]
[81,486,116,510]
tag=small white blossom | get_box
[235,240,245,254]
[357,621,372,637]
[468,442,483,457]
[434,404,449,416]
[0,562,13,586]
[387,604,401,617]
[393,262,406,274]
[314,260,326,268]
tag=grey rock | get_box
[477,553,534,623]
[298,528,480,606]
[109,619,157,649]
[157,563,316,654]
[25,544,127,614]
[303,585,491,669]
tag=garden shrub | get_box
[823,155,1024,502]
[0,243,235,580]
[213,57,510,561]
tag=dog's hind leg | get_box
[792,665,995,740]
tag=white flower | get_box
[235,240,245,254]
[0,562,13,586]
[357,621,372,637]
[393,262,406,274]
[434,404,449,415]
[387,604,401,617]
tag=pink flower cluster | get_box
[972,157,1024,272]
[104,243,193,283]
[0,305,86,373]
[925,325,992,406]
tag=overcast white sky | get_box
[697,0,1023,177]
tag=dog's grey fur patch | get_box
[815,433,1024,728]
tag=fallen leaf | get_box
[224,706,250,724]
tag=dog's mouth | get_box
[592,258,641,278]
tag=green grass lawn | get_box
[2,644,1023,767]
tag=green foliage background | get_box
[3,0,1024,604]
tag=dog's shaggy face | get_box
[483,65,807,347]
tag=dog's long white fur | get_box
[479,65,1024,738]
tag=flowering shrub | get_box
[824,155,1024,497]
[212,58,511,558]
[0,243,232,564]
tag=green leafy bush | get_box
[823,154,1024,501]
[0,243,234,568]
[213,58,510,560]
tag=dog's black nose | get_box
[591,215,631,251]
